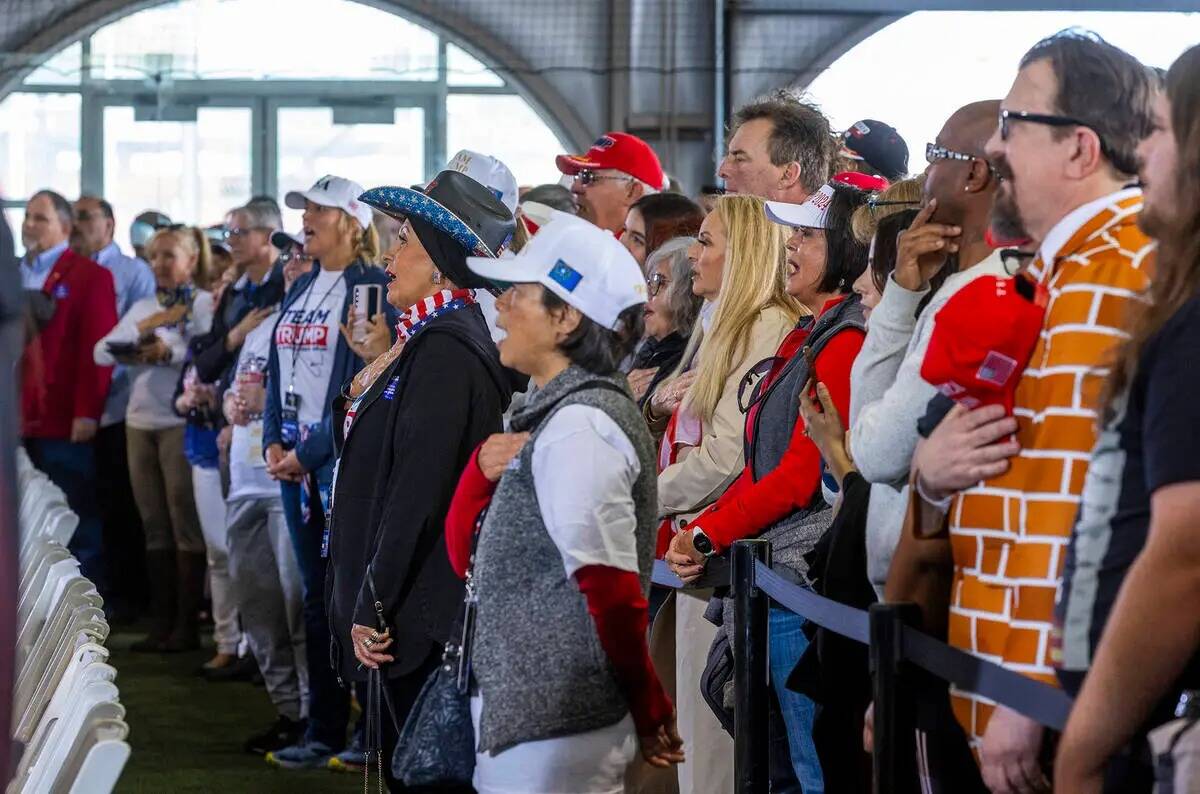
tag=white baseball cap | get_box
[285,175,374,230]
[764,183,836,229]
[445,149,519,214]
[466,214,646,330]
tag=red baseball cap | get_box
[832,170,889,192]
[556,132,667,191]
[921,274,1047,414]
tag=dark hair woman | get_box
[665,179,871,790]
[443,213,682,792]
[326,171,515,792]
[621,192,705,270]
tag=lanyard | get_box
[286,269,346,395]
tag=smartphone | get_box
[352,284,383,344]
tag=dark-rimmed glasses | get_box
[574,169,633,187]
[647,271,668,298]
[998,109,1129,172]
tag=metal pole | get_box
[869,602,921,794]
[732,539,771,794]
[712,0,727,180]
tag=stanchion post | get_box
[732,539,771,794]
[869,602,921,793]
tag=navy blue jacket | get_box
[262,260,396,483]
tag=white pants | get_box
[675,590,734,794]
[191,465,239,655]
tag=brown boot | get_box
[130,549,177,653]
[162,551,206,653]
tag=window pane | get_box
[90,0,438,81]
[5,207,26,258]
[23,42,82,85]
[447,95,564,188]
[103,106,252,252]
[447,43,504,87]
[0,93,81,200]
[277,107,425,233]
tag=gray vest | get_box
[472,366,658,754]
[746,297,866,575]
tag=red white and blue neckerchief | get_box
[394,288,476,341]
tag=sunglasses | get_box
[574,169,633,187]
[279,251,313,265]
[224,226,270,239]
[997,109,1132,173]
[647,272,668,298]
[925,142,982,165]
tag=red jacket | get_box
[21,249,118,439]
[689,297,865,551]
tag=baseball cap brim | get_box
[555,153,602,176]
[271,230,303,250]
[465,249,547,293]
[284,188,337,212]
[358,186,496,257]
[764,200,826,229]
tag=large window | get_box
[805,10,1200,177]
[1,0,570,253]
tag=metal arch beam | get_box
[784,12,905,91]
[0,0,592,152]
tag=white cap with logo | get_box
[446,149,519,214]
[466,214,646,330]
[285,175,374,230]
[764,183,836,229]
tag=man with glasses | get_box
[556,131,666,236]
[907,30,1156,792]
[70,195,157,621]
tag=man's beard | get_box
[990,179,1029,243]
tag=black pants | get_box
[380,653,475,793]
[94,422,147,609]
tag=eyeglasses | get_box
[867,197,922,212]
[224,226,269,239]
[279,251,313,265]
[647,272,669,298]
[997,109,1130,172]
[574,169,633,187]
[925,142,982,165]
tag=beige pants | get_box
[628,589,734,794]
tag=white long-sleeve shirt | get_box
[94,292,214,431]
[849,250,1007,596]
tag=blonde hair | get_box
[850,175,924,244]
[336,211,382,265]
[683,194,803,422]
[147,226,213,290]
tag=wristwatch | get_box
[691,527,717,558]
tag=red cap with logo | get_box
[832,171,890,192]
[556,132,667,191]
[921,273,1047,414]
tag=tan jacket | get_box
[656,304,794,526]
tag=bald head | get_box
[940,100,1002,158]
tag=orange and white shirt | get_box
[944,188,1155,747]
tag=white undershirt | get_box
[530,404,641,579]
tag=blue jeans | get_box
[280,479,349,750]
[24,438,105,592]
[769,607,824,793]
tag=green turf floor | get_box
[108,626,361,794]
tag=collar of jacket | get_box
[509,365,627,433]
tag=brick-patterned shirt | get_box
[945,188,1155,747]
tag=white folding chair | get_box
[63,721,130,794]
[17,683,123,794]
[18,552,76,635]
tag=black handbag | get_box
[390,511,484,787]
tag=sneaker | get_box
[265,739,337,770]
[327,741,367,773]
[244,715,306,756]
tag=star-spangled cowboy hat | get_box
[358,170,515,259]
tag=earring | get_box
[432,269,443,285]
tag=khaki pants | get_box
[126,425,205,554]
[627,589,734,794]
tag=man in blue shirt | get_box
[70,195,156,620]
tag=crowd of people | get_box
[8,24,1200,794]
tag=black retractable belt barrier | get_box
[732,540,771,794]
[869,603,921,794]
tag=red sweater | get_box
[21,250,117,439]
[445,445,673,737]
[689,297,865,552]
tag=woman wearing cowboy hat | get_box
[325,170,516,791]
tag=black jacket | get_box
[190,263,286,385]
[326,303,510,681]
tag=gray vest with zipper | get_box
[747,297,867,576]
[472,366,658,754]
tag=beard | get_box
[990,180,1029,243]
[1139,201,1171,241]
